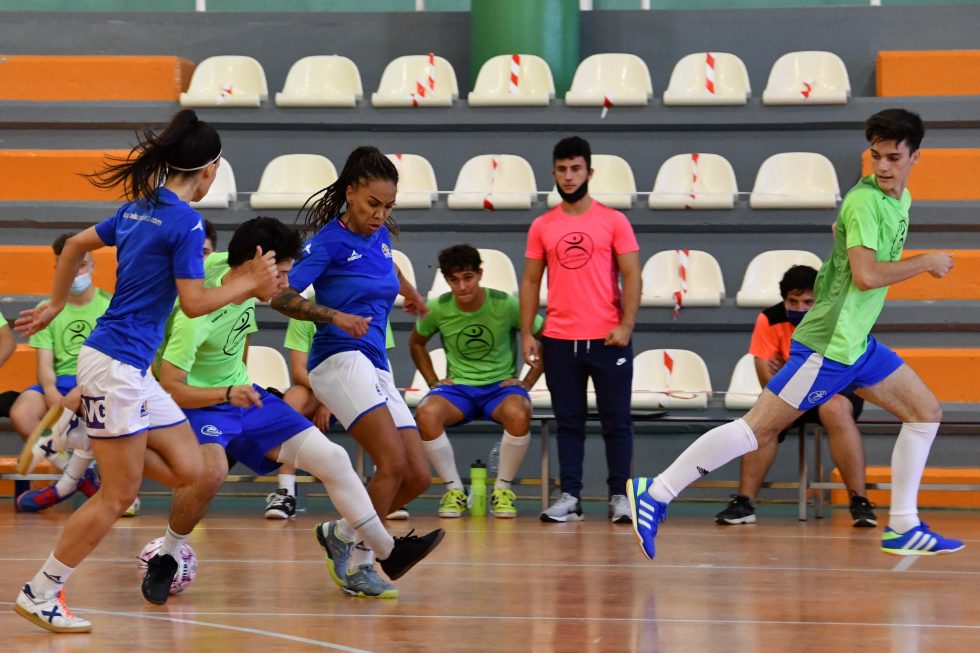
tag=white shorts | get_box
[76,346,187,439]
[308,350,416,431]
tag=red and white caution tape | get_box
[800,78,815,100]
[508,53,521,95]
[483,156,499,211]
[600,93,614,119]
[705,52,716,96]
[410,53,437,107]
[683,152,700,210]
[216,82,233,105]
[672,249,689,320]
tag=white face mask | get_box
[70,272,93,295]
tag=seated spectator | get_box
[410,244,543,519]
[0,313,16,418]
[715,265,877,527]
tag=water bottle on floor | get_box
[488,443,500,482]
[470,460,487,517]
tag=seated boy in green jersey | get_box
[410,244,543,518]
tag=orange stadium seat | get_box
[0,150,130,201]
[892,348,980,403]
[888,250,980,300]
[861,148,980,200]
[0,344,36,393]
[877,50,980,97]
[0,55,193,101]
[0,245,117,295]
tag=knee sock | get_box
[278,473,297,496]
[279,428,393,558]
[159,526,188,557]
[651,418,759,504]
[350,541,376,568]
[495,432,529,491]
[28,553,75,598]
[54,449,93,497]
[889,422,938,533]
[422,433,464,491]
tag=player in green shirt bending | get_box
[628,109,964,560]
[411,244,543,518]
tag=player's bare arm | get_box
[271,288,371,338]
[848,246,953,291]
[519,257,545,366]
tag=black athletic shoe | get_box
[141,553,178,605]
[265,489,296,519]
[378,528,445,581]
[714,494,757,525]
[849,495,878,528]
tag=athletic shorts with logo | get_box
[77,345,187,439]
[767,336,903,411]
[423,382,530,426]
[185,385,312,475]
[308,350,416,431]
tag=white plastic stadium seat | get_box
[468,54,554,107]
[275,55,363,107]
[648,153,738,210]
[447,154,537,210]
[564,53,652,107]
[762,51,850,105]
[190,157,236,209]
[427,248,518,300]
[371,55,458,108]
[180,56,268,108]
[640,250,725,307]
[250,154,338,210]
[662,52,751,106]
[391,249,415,307]
[749,152,841,209]
[736,250,824,307]
[724,353,763,410]
[386,153,438,209]
[246,346,290,392]
[547,154,636,210]
[404,348,447,407]
[631,349,712,410]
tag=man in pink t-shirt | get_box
[520,136,642,523]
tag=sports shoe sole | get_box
[491,510,517,519]
[265,510,292,520]
[341,585,399,600]
[18,404,64,475]
[716,515,757,525]
[14,603,92,634]
[881,543,964,556]
[437,511,465,518]
[610,513,633,524]
[539,512,584,523]
[852,518,877,528]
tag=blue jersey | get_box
[288,219,399,372]
[84,187,206,371]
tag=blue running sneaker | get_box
[881,522,964,556]
[315,521,354,588]
[626,477,668,560]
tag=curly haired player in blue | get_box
[628,109,964,560]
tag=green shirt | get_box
[159,252,257,388]
[415,289,544,386]
[0,313,7,328]
[29,289,112,377]
[793,174,911,364]
[283,294,394,353]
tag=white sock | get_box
[29,553,74,598]
[278,473,296,496]
[422,433,463,491]
[495,432,529,491]
[352,514,394,560]
[159,526,187,557]
[888,422,938,533]
[54,449,93,497]
[650,418,759,504]
[278,428,394,557]
[350,541,375,568]
[336,518,357,541]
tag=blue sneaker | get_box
[881,522,964,556]
[626,477,668,560]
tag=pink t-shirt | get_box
[526,200,639,340]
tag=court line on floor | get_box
[892,556,920,572]
[0,601,371,652]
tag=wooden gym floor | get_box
[1,496,978,652]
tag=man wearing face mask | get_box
[714,265,875,528]
[11,233,111,512]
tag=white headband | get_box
[168,151,222,172]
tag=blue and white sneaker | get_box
[626,477,668,560]
[881,522,964,556]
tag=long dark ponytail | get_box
[88,109,221,203]
[300,146,399,237]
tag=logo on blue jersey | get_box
[302,243,312,256]
[82,395,107,430]
[201,424,223,437]
[347,249,363,262]
[192,220,204,232]
[807,390,827,404]
[381,243,393,259]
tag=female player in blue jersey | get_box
[13,109,278,634]
[272,147,431,579]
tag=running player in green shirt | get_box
[411,244,543,518]
[13,233,111,512]
[628,109,964,559]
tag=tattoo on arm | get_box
[271,290,337,324]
